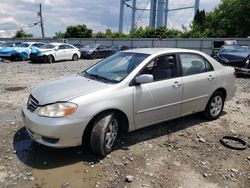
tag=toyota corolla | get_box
[22,48,236,156]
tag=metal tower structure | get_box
[119,0,200,32]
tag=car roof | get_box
[50,42,72,46]
[124,48,201,55]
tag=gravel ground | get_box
[0,59,249,188]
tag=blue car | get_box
[0,41,22,49]
[0,42,45,61]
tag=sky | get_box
[0,0,221,38]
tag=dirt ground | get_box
[0,59,249,188]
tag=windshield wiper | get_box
[83,71,115,83]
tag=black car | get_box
[214,45,250,74]
[72,43,84,49]
[80,44,112,59]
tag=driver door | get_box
[133,54,182,129]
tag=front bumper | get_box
[22,105,91,148]
[30,54,47,62]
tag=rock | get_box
[107,154,112,159]
[203,173,208,177]
[125,175,134,182]
[29,176,35,181]
[148,173,154,177]
[198,138,206,143]
[61,182,70,188]
[230,168,238,173]
[247,156,250,161]
[27,172,32,176]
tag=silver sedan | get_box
[22,48,236,156]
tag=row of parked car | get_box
[0,41,129,63]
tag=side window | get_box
[65,45,74,49]
[141,55,177,81]
[205,61,214,72]
[180,54,207,76]
[58,45,65,50]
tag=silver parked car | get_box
[22,48,236,156]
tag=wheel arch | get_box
[213,87,227,100]
[81,108,129,146]
[47,54,55,61]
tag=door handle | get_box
[172,81,182,88]
[208,75,215,81]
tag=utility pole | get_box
[38,3,45,38]
[119,0,124,33]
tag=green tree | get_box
[13,29,33,38]
[64,24,92,38]
[54,31,65,38]
[205,0,250,37]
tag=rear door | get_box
[64,44,75,59]
[179,53,216,116]
[55,45,66,60]
[133,54,183,129]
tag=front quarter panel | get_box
[70,84,135,131]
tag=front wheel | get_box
[203,91,225,120]
[47,55,54,64]
[90,112,119,156]
[72,54,79,61]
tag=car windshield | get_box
[84,44,99,50]
[40,44,56,49]
[111,46,119,50]
[0,42,14,47]
[221,45,250,53]
[82,52,149,83]
[17,43,30,48]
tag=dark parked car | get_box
[72,43,84,49]
[80,44,111,59]
[214,45,250,75]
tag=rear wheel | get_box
[47,55,54,64]
[203,91,225,120]
[90,112,119,156]
[72,54,79,61]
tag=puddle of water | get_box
[12,127,105,188]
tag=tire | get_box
[72,54,79,61]
[90,112,119,156]
[91,52,97,59]
[203,91,225,120]
[47,55,54,64]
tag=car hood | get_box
[31,48,53,56]
[80,48,95,53]
[220,52,250,59]
[31,74,110,105]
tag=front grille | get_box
[27,95,39,112]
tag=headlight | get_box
[38,102,77,117]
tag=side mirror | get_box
[135,74,154,84]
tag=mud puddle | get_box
[11,127,106,188]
